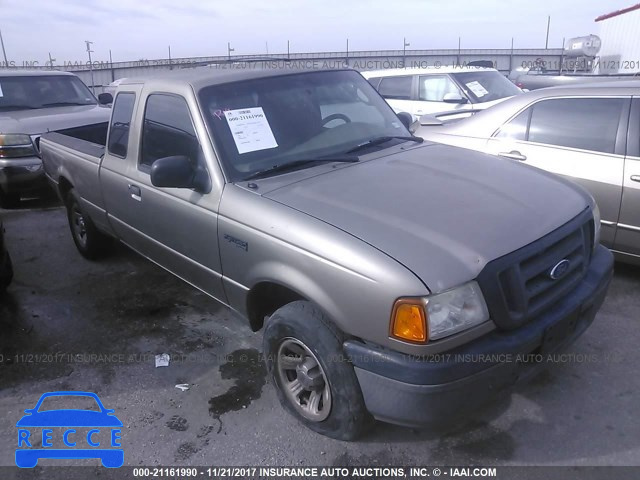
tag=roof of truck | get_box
[0,69,75,77]
[121,65,354,90]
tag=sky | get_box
[0,0,634,64]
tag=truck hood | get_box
[263,143,591,292]
[0,105,110,135]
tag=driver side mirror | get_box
[98,93,113,105]
[443,92,468,104]
[150,155,211,193]
[396,112,414,130]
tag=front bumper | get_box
[0,157,47,195]
[344,245,614,427]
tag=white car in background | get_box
[362,67,522,121]
[103,78,128,99]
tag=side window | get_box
[418,75,461,102]
[528,98,625,154]
[495,109,531,141]
[367,77,382,90]
[377,76,412,100]
[107,92,135,157]
[140,94,200,168]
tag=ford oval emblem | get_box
[549,259,571,280]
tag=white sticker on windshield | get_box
[0,83,3,97]
[224,107,278,154]
[465,81,489,97]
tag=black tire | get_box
[65,189,113,260]
[263,300,373,440]
[0,190,20,209]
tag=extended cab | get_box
[0,70,110,207]
[40,67,613,440]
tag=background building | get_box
[595,3,640,74]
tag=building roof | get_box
[595,3,640,22]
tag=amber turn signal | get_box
[390,299,428,343]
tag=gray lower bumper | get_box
[346,245,613,427]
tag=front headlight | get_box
[0,134,37,158]
[391,281,489,343]
[426,281,489,340]
[592,203,601,253]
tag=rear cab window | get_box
[107,92,136,157]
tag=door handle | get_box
[128,184,142,201]
[498,151,527,161]
[631,175,640,183]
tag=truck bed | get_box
[40,122,109,211]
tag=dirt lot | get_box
[1,200,639,470]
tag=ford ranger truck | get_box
[0,70,111,208]
[39,67,613,440]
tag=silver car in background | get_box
[417,81,640,264]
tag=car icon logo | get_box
[15,391,123,468]
[549,259,571,280]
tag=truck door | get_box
[101,89,226,302]
[614,97,640,256]
[486,96,629,248]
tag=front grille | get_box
[477,209,593,330]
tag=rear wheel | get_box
[66,189,113,259]
[263,301,372,440]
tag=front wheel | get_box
[263,301,372,440]
[66,189,113,260]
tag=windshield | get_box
[0,75,97,111]
[452,71,522,103]
[198,70,411,181]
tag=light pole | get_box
[227,42,234,62]
[85,40,95,94]
[0,28,9,67]
[545,15,551,49]
[403,37,410,68]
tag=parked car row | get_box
[37,66,612,440]
[417,81,640,265]
[363,66,523,121]
[0,70,111,208]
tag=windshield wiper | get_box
[346,135,423,154]
[40,101,95,108]
[243,155,359,181]
[0,104,38,110]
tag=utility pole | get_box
[346,38,349,66]
[109,49,115,82]
[545,16,550,49]
[403,37,410,68]
[227,42,234,61]
[85,40,95,94]
[265,41,269,55]
[168,45,172,70]
[509,37,514,73]
[457,37,461,66]
[0,28,9,67]
[48,52,56,70]
[287,40,290,60]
